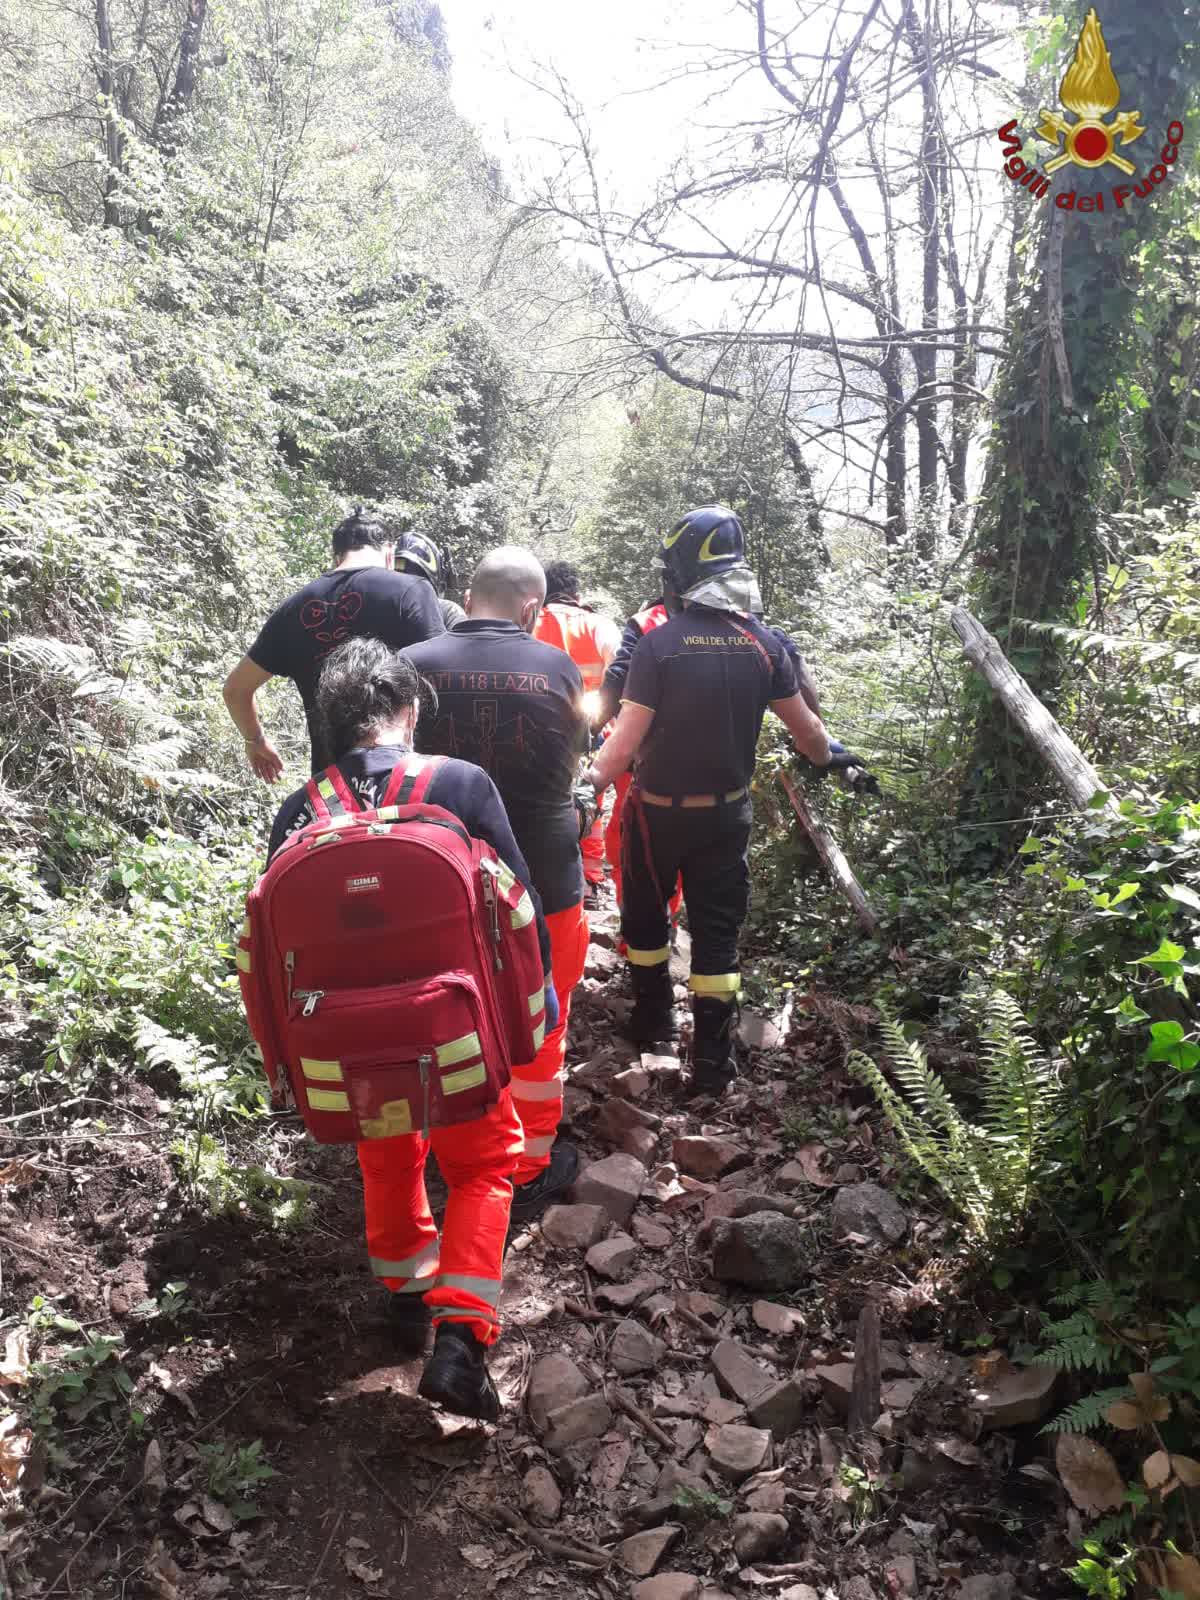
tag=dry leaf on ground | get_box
[0,1411,30,1487]
[1142,1449,1172,1490]
[0,1328,29,1387]
[342,1548,384,1585]
[793,1143,836,1187]
[1165,1552,1200,1600]
[1055,1433,1125,1514]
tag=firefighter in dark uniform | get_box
[584,506,865,1096]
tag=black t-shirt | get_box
[622,607,797,795]
[266,744,552,977]
[404,621,588,915]
[247,567,445,770]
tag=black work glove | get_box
[573,780,598,841]
[826,748,871,773]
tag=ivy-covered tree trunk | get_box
[967,1,1200,821]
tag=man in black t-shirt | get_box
[405,547,589,1223]
[222,508,444,778]
[586,507,863,1098]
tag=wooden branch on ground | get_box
[950,608,1117,812]
[491,1505,611,1569]
[778,769,880,935]
[848,1301,881,1436]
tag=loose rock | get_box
[744,1482,787,1513]
[521,1465,561,1525]
[597,1097,661,1142]
[711,1212,809,1290]
[672,1135,748,1181]
[705,1422,773,1482]
[747,1376,807,1439]
[611,1319,667,1377]
[541,1204,609,1251]
[830,1182,908,1245]
[623,1126,660,1163]
[632,1577,701,1600]
[527,1352,589,1432]
[595,1273,666,1310]
[813,1363,854,1417]
[752,1300,805,1336]
[957,1579,1015,1600]
[738,1010,783,1051]
[633,1216,672,1250]
[612,1066,652,1099]
[970,1364,1058,1429]
[710,1339,772,1404]
[544,1392,613,1453]
[732,1511,788,1563]
[585,1232,639,1280]
[573,1153,647,1225]
[618,1525,683,1576]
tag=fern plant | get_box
[849,993,1061,1249]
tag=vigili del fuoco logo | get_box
[998,8,1183,213]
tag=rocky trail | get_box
[2,889,1075,1600]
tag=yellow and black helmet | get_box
[394,531,444,589]
[658,505,745,591]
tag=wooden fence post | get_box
[778,768,880,936]
[950,607,1118,813]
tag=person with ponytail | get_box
[264,637,558,1420]
[223,505,445,781]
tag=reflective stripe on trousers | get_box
[511,899,589,1187]
[356,1087,523,1346]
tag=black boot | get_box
[688,996,738,1098]
[418,1323,501,1421]
[386,1292,433,1357]
[509,1138,580,1226]
[624,961,677,1047]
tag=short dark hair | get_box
[331,506,385,558]
[316,638,424,759]
[543,560,581,603]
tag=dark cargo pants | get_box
[619,788,752,997]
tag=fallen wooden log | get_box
[950,606,1118,813]
[778,768,880,935]
[848,1301,881,1436]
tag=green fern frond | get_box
[1043,1387,1130,1434]
[850,993,1058,1248]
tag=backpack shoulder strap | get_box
[380,753,448,808]
[727,617,775,681]
[304,765,364,822]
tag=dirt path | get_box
[4,888,1069,1599]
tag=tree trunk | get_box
[907,2,940,557]
[94,0,124,229]
[153,0,208,153]
[965,0,1200,822]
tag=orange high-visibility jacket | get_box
[534,602,621,693]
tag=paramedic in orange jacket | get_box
[265,639,558,1421]
[533,561,620,895]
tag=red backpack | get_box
[236,754,547,1144]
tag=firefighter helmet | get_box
[658,505,745,592]
[394,531,444,589]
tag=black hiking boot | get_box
[509,1138,581,1226]
[385,1292,433,1357]
[624,961,677,1047]
[687,996,738,1099]
[418,1323,501,1421]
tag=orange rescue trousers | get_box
[357,1087,523,1347]
[511,899,589,1187]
